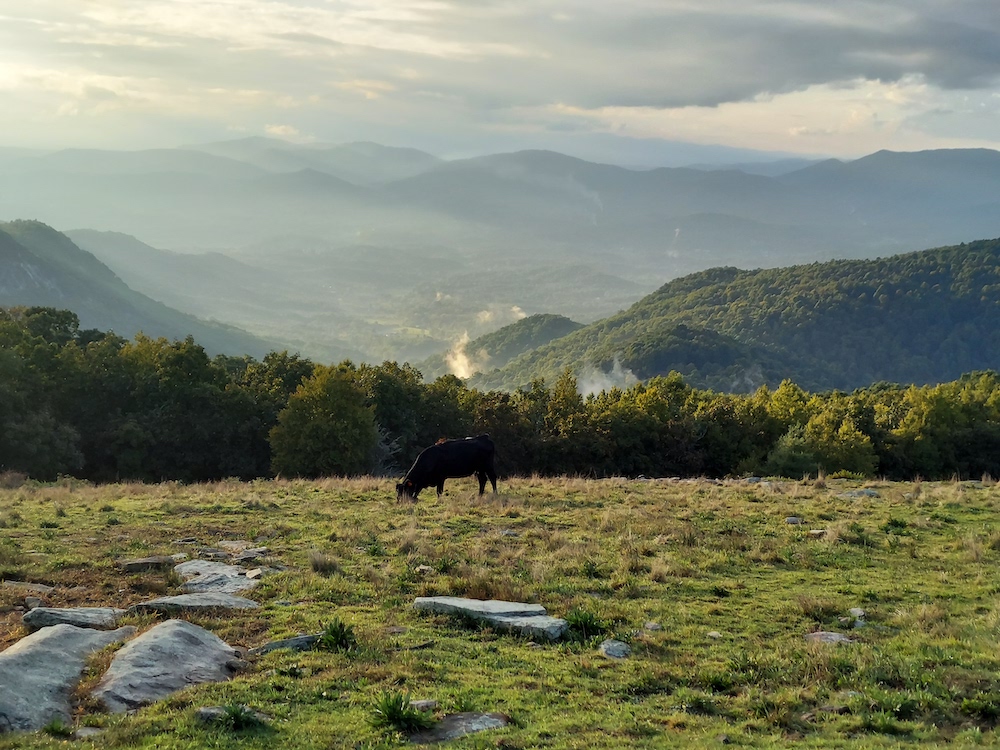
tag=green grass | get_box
[1,475,999,748]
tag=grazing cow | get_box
[396,434,497,500]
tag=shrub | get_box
[370,691,435,733]
[317,618,356,652]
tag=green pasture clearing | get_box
[1,476,1000,748]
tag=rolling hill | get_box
[418,313,584,379]
[471,238,1000,393]
[0,221,279,357]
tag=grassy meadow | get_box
[1,475,1000,748]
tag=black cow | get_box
[396,434,497,500]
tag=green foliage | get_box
[40,718,73,738]
[565,608,608,641]
[370,691,435,734]
[270,364,379,478]
[317,619,356,652]
[474,238,1000,393]
[6,303,1000,482]
[216,704,269,731]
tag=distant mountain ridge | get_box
[4,140,1000,367]
[471,238,1000,393]
[0,221,277,357]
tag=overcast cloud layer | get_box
[2,0,999,161]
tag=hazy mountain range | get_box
[3,138,1000,369]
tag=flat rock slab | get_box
[414,597,547,618]
[413,597,567,640]
[175,560,259,595]
[409,712,510,744]
[129,593,259,614]
[1,581,54,596]
[93,620,243,713]
[0,624,136,733]
[805,631,855,645]
[22,607,126,632]
[248,634,321,656]
[485,614,568,641]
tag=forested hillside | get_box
[0,221,276,357]
[419,314,583,379]
[5,304,1000,483]
[474,238,1000,392]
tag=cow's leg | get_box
[476,471,487,495]
[436,481,444,497]
[485,457,498,494]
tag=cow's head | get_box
[396,479,418,501]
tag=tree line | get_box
[3,306,1000,483]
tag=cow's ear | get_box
[406,480,414,487]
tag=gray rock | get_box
[175,560,258,595]
[232,548,269,563]
[217,540,253,553]
[486,614,568,641]
[0,624,135,733]
[129,593,259,614]
[839,489,880,499]
[408,712,509,743]
[1,581,54,596]
[22,607,126,632]
[73,727,105,739]
[413,597,567,640]
[24,597,42,610]
[598,639,631,659]
[248,634,322,656]
[117,555,176,573]
[785,516,803,525]
[195,705,270,725]
[706,631,723,640]
[409,699,438,712]
[414,596,545,618]
[643,621,662,631]
[93,620,243,712]
[804,631,855,645]
[808,529,827,538]
[849,607,866,619]
[246,568,264,580]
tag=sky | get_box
[2,0,1000,164]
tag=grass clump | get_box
[316,618,356,652]
[370,691,435,734]
[564,608,608,641]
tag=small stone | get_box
[808,529,827,538]
[643,621,662,631]
[717,734,731,744]
[805,631,854,645]
[246,568,264,580]
[24,597,43,610]
[385,626,408,635]
[526,641,543,650]
[415,565,433,575]
[173,537,198,544]
[598,639,631,659]
[73,727,105,739]
[707,631,723,640]
[499,529,519,537]
[408,712,509,743]
[849,607,866,619]
[409,699,438,712]
[195,705,270,725]
[785,516,802,525]
[248,634,321,656]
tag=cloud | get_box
[1,1,999,155]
